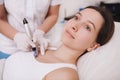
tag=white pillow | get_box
[77,22,120,80]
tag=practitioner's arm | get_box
[0,4,18,39]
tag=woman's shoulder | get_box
[45,67,79,80]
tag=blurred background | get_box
[58,0,120,22]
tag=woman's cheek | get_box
[76,33,94,46]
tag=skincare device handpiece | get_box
[23,18,38,57]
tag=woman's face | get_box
[62,8,104,51]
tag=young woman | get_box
[3,6,114,80]
[0,0,61,55]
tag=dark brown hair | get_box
[85,6,115,45]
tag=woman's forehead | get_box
[78,8,104,30]
[79,8,101,17]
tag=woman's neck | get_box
[50,44,84,64]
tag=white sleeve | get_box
[51,0,63,6]
[0,0,3,5]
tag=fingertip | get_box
[40,46,45,56]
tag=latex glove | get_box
[14,32,35,51]
[33,29,50,56]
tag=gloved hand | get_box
[33,29,50,56]
[14,32,35,51]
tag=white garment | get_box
[3,52,77,80]
[0,0,61,54]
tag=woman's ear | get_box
[87,43,100,52]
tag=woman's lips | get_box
[66,30,75,39]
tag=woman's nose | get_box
[72,26,78,32]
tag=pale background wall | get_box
[58,0,120,22]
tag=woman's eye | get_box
[74,16,78,20]
[85,26,91,31]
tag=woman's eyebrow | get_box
[77,12,82,16]
[88,20,96,30]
